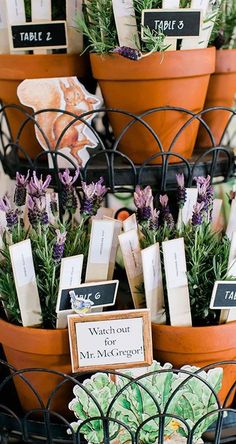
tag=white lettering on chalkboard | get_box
[154,19,185,32]
[225,291,236,300]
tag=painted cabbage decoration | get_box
[68,362,223,443]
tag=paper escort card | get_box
[112,0,139,49]
[68,309,152,372]
[56,254,84,328]
[85,219,115,282]
[141,243,166,323]
[103,217,122,280]
[211,198,223,232]
[123,213,138,232]
[9,239,42,327]
[31,0,51,21]
[162,238,192,326]
[118,229,145,309]
[178,187,198,226]
[0,0,9,53]
[66,0,83,53]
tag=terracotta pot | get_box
[90,47,215,164]
[152,322,236,405]
[0,53,91,159]
[196,49,236,148]
[0,318,73,415]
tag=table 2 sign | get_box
[9,21,67,51]
[141,9,202,39]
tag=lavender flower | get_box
[53,229,67,262]
[113,46,142,60]
[159,194,174,229]
[59,169,79,214]
[134,185,153,222]
[0,196,18,230]
[149,208,160,230]
[194,175,214,221]
[27,196,49,227]
[14,171,29,207]
[192,202,205,226]
[176,173,186,209]
[81,177,107,216]
[28,172,51,198]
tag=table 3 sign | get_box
[141,8,202,39]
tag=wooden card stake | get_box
[141,243,166,323]
[162,238,192,326]
[56,254,84,328]
[68,309,153,372]
[181,0,209,50]
[119,229,146,309]
[6,0,26,54]
[85,219,115,282]
[66,0,83,54]
[162,0,180,51]
[112,0,140,49]
[211,198,223,232]
[9,239,42,327]
[31,0,52,55]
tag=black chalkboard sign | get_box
[210,281,236,309]
[9,21,67,51]
[59,280,119,312]
[141,9,201,39]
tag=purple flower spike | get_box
[134,185,153,222]
[59,168,80,186]
[149,208,160,230]
[95,177,107,200]
[53,229,67,262]
[28,172,51,197]
[113,46,142,60]
[0,195,11,213]
[14,171,30,207]
[176,173,186,209]
[159,194,174,229]
[81,177,107,216]
[192,202,205,226]
[159,194,169,208]
[0,195,18,230]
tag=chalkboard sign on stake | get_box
[141,9,202,40]
[210,281,236,309]
[9,20,67,51]
[57,280,119,313]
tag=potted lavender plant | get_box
[130,173,236,405]
[0,168,107,412]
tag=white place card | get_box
[211,198,223,232]
[112,0,140,49]
[162,238,192,326]
[181,0,209,50]
[85,219,115,282]
[178,187,198,226]
[226,199,236,241]
[0,0,10,53]
[9,239,42,327]
[119,229,145,309]
[6,0,26,54]
[123,213,138,232]
[31,0,51,21]
[104,217,123,280]
[66,0,83,53]
[56,254,83,328]
[95,207,115,220]
[141,243,166,323]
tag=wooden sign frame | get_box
[210,280,236,309]
[9,20,67,51]
[68,309,153,373]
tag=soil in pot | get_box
[90,47,215,164]
[0,53,92,159]
[0,318,74,417]
[152,322,236,406]
[196,49,236,149]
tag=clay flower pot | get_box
[196,49,236,148]
[152,321,236,405]
[90,47,215,164]
[0,318,72,414]
[0,53,92,159]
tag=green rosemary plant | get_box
[0,170,107,329]
[210,0,236,49]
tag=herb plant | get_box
[133,174,233,326]
[210,0,236,49]
[0,170,107,328]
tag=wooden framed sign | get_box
[210,281,236,309]
[68,309,153,373]
[141,9,201,39]
[9,20,67,51]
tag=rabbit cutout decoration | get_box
[17,77,101,167]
